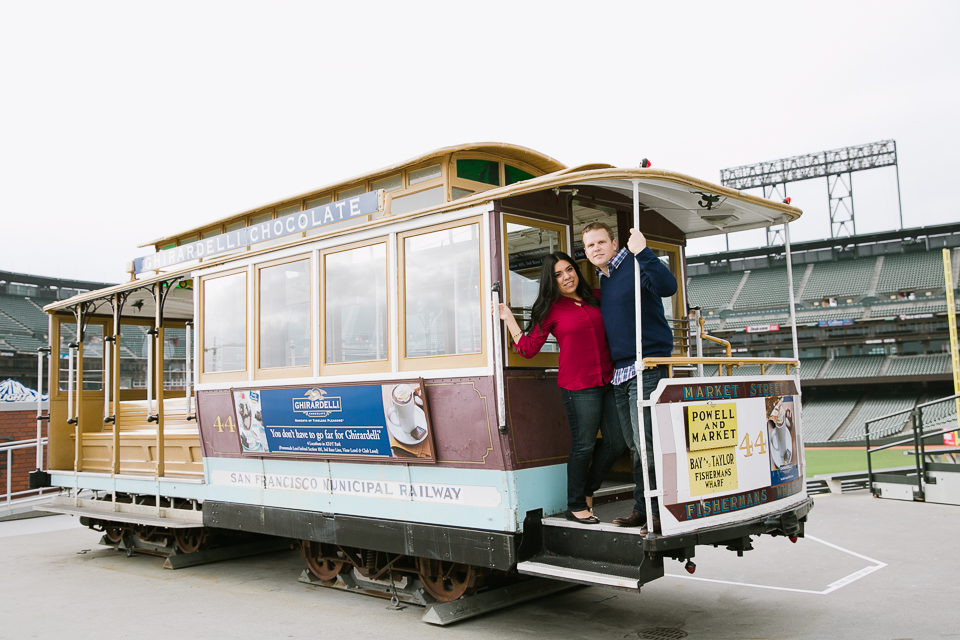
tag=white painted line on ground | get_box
[664,534,887,596]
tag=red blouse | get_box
[514,295,614,390]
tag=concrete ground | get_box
[1,491,956,640]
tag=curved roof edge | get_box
[140,142,567,248]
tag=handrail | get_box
[643,356,798,378]
[2,437,50,508]
[698,317,732,359]
[865,394,960,498]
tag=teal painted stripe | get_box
[47,473,207,501]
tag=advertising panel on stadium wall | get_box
[818,318,855,327]
[650,377,803,535]
[745,324,780,333]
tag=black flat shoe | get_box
[565,510,600,524]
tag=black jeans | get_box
[559,384,626,512]
[613,366,667,518]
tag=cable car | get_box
[36,143,811,620]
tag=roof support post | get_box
[784,223,800,367]
[154,281,165,479]
[632,179,654,536]
[111,293,122,474]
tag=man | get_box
[582,222,677,534]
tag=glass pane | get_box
[456,159,499,186]
[651,249,677,323]
[277,204,301,216]
[505,164,535,185]
[408,164,441,185]
[163,326,187,390]
[372,174,402,192]
[203,273,246,373]
[180,235,198,245]
[391,186,444,215]
[404,224,482,357]
[306,196,332,208]
[118,324,150,390]
[505,222,562,353]
[325,245,387,363]
[202,228,221,239]
[250,213,272,225]
[452,187,474,200]
[225,221,244,233]
[58,323,104,391]
[337,186,365,200]
[259,260,311,369]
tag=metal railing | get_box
[865,393,960,499]
[1,437,51,509]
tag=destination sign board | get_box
[134,190,382,274]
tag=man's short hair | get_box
[581,222,616,241]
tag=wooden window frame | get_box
[199,267,249,383]
[254,254,313,381]
[398,217,487,372]
[449,153,503,200]
[647,239,686,354]
[501,214,568,368]
[319,237,391,376]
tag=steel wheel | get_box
[417,558,478,602]
[104,524,125,544]
[300,541,345,582]
[174,527,207,554]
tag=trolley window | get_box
[399,219,486,371]
[256,256,312,379]
[502,215,566,368]
[201,270,247,381]
[647,240,686,354]
[321,239,390,375]
[57,319,106,392]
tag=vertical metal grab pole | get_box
[67,347,75,423]
[491,285,507,431]
[632,179,654,534]
[36,350,45,469]
[185,321,193,419]
[146,328,153,416]
[103,339,111,422]
[784,223,800,365]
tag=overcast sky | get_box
[1,1,957,284]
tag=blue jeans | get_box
[559,384,626,512]
[613,366,667,518]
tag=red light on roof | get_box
[783,197,792,205]
[640,159,652,168]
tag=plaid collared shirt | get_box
[598,248,638,385]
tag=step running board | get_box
[518,555,655,590]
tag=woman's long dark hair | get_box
[526,251,599,332]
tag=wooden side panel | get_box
[501,370,571,470]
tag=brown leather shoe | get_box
[612,511,646,527]
[638,515,662,535]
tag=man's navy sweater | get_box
[599,247,678,369]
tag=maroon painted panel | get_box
[197,389,242,458]
[197,377,511,471]
[501,371,571,470]
[424,376,508,470]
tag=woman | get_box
[496,251,625,524]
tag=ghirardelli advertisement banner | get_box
[198,379,436,464]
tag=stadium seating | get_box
[800,259,876,301]
[877,251,950,293]
[733,268,802,310]
[0,311,31,336]
[687,272,743,310]
[800,395,859,443]
[799,358,826,380]
[835,395,916,441]
[884,354,950,377]
[795,307,864,324]
[920,396,959,432]
[822,355,884,379]
[0,294,49,334]
[868,301,952,318]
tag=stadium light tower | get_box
[720,140,903,245]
